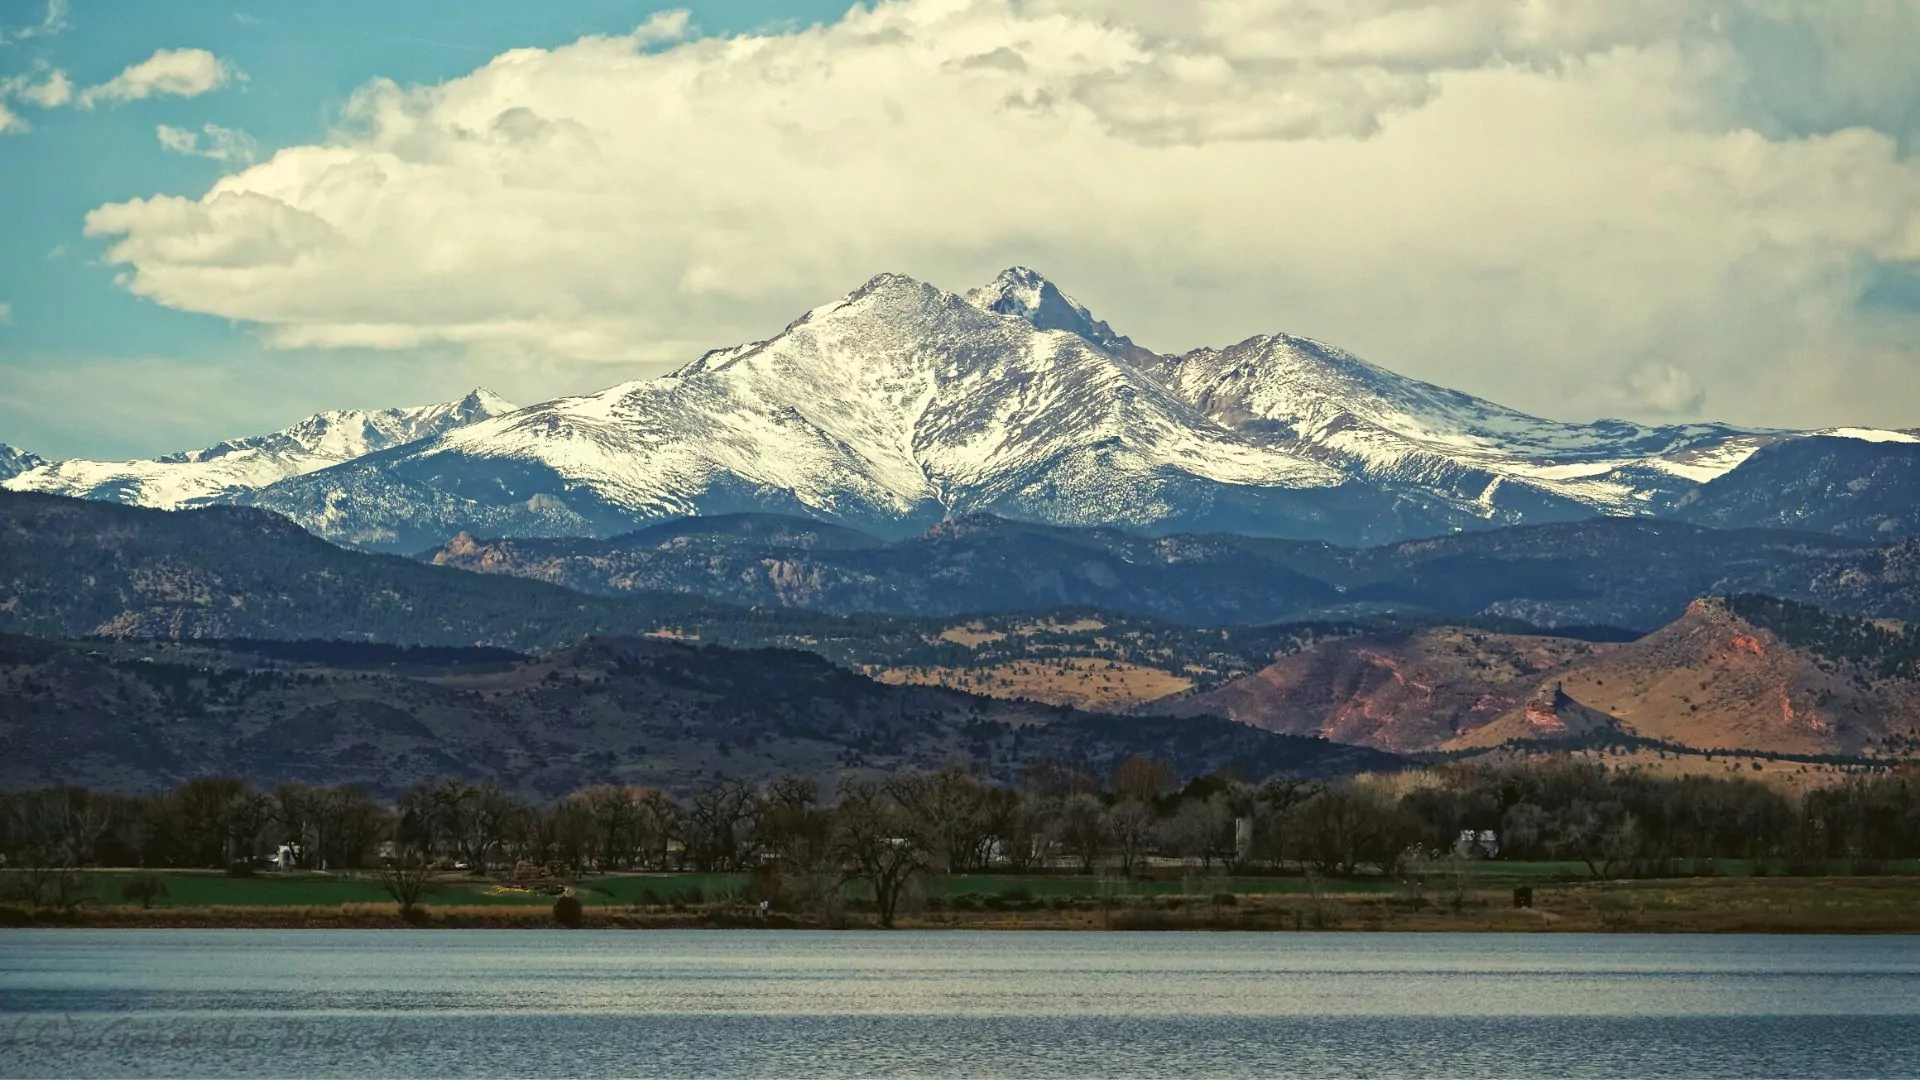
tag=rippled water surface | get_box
[3,930,1918,1077]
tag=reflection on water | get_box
[3,930,1917,1077]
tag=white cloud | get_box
[79,0,1920,429]
[0,301,12,326]
[1624,362,1708,415]
[0,0,69,44]
[0,66,72,129]
[79,49,240,108]
[14,69,70,107]
[156,122,257,163]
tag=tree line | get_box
[4,758,1918,925]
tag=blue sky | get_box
[2,1,1917,460]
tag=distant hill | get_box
[0,490,1612,707]
[0,634,1396,797]
[1178,597,1920,759]
[0,490,711,649]
[427,511,1918,631]
[1457,597,1920,757]
[428,512,1341,625]
[1674,437,1920,540]
[1163,626,1609,753]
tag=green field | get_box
[52,860,1897,911]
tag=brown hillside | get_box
[1170,627,1607,752]
[1182,599,1920,759]
[1476,597,1920,757]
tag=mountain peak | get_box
[450,387,518,419]
[0,444,47,483]
[965,266,1130,351]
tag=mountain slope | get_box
[3,389,516,509]
[1168,626,1609,752]
[1455,597,1920,756]
[12,268,1915,550]
[0,489,707,649]
[429,512,1341,624]
[1180,596,1920,758]
[249,273,1466,550]
[0,444,43,482]
[0,490,1393,693]
[425,513,1920,632]
[0,633,1397,797]
[1145,334,1773,522]
[1674,436,1920,539]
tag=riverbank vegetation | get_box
[5,758,1918,930]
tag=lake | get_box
[3,930,1918,1077]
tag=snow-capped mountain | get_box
[1145,335,1778,520]
[3,389,516,509]
[12,268,1914,551]
[244,274,1455,551]
[0,444,45,483]
[232,268,1917,551]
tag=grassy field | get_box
[9,859,1917,931]
[31,859,1920,913]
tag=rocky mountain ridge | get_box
[6,268,1913,550]
[425,511,1920,632]
[3,389,516,510]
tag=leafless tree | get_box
[683,780,758,871]
[1111,756,1174,804]
[1105,799,1157,877]
[832,778,936,928]
[377,849,435,919]
[889,766,997,873]
[1059,792,1108,873]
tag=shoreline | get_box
[12,875,1920,934]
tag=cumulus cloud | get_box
[0,100,22,135]
[0,301,12,326]
[79,0,1920,429]
[157,122,257,163]
[79,48,239,108]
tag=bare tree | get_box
[832,778,935,928]
[1105,799,1157,877]
[1112,756,1174,804]
[377,849,434,920]
[889,766,996,873]
[1059,792,1109,874]
[683,780,758,871]
[757,775,831,871]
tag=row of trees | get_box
[6,759,1919,923]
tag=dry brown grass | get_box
[937,624,1007,647]
[876,657,1192,710]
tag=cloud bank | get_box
[80,1,1920,428]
